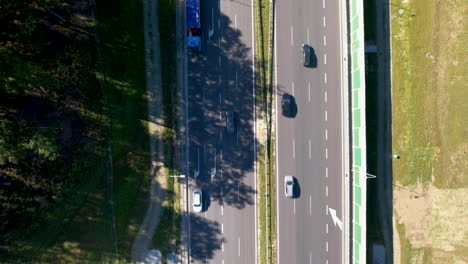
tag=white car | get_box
[192,190,203,212]
[284,176,294,198]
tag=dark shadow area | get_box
[364,0,393,263]
[186,11,258,210]
[308,46,318,68]
[292,177,301,199]
[187,213,225,262]
[0,0,154,262]
[184,7,260,261]
[202,190,211,212]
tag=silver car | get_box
[284,176,294,198]
[193,190,203,212]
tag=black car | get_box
[281,93,294,116]
[302,44,316,67]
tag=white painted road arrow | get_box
[208,8,214,40]
[328,208,343,231]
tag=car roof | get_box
[193,191,201,205]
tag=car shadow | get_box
[293,177,301,199]
[309,47,318,68]
[203,190,211,212]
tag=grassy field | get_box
[391,0,467,262]
[254,0,276,263]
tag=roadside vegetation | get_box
[391,0,467,263]
[253,0,276,263]
[0,0,150,262]
[150,0,182,259]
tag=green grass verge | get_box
[95,0,150,260]
[150,0,181,259]
[391,0,467,263]
[391,0,467,187]
[254,0,276,263]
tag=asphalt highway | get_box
[275,0,347,263]
[186,0,257,263]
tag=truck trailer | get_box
[186,0,201,51]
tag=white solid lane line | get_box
[251,0,258,261]
[291,26,294,46]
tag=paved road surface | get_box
[275,0,347,263]
[186,0,257,263]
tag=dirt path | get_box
[130,0,167,261]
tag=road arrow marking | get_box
[209,8,214,40]
[328,208,343,231]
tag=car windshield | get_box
[287,181,293,185]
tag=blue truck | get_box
[186,0,201,51]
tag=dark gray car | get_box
[302,44,311,67]
[226,111,235,134]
